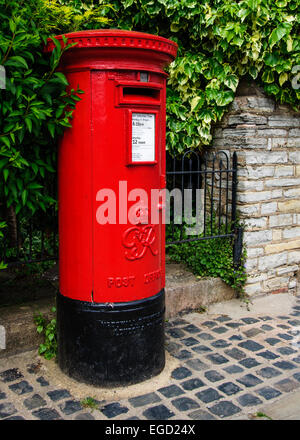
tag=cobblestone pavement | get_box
[1,296,300,420]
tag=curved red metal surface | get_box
[48,30,177,303]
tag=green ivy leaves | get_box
[0,1,85,217]
[166,220,247,294]
[106,0,300,154]
[269,23,293,49]
[34,307,57,360]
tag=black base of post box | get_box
[56,290,166,387]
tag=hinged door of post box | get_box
[92,70,166,303]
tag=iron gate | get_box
[166,149,243,268]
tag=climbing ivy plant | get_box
[0,0,85,217]
[0,0,111,250]
[104,0,300,155]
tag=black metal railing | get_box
[166,149,243,268]
[0,205,58,267]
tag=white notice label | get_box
[132,113,155,162]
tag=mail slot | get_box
[46,30,177,386]
[119,84,161,105]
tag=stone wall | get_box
[212,81,300,297]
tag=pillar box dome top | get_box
[45,29,178,74]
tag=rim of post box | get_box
[45,29,178,73]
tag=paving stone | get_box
[173,350,193,360]
[225,348,247,361]
[265,338,281,346]
[204,370,225,383]
[24,394,47,410]
[36,376,49,387]
[143,404,174,420]
[167,328,185,338]
[241,317,259,324]
[293,373,300,383]
[226,322,242,329]
[288,319,300,326]
[276,347,298,356]
[205,353,229,365]
[158,385,184,398]
[216,316,231,323]
[188,409,216,420]
[191,345,212,354]
[59,400,82,416]
[259,316,272,321]
[211,339,231,348]
[0,368,23,383]
[26,362,42,375]
[166,342,181,354]
[6,416,25,420]
[181,378,205,391]
[277,316,290,321]
[171,397,200,411]
[261,325,274,331]
[223,365,244,374]
[257,387,282,401]
[218,382,242,396]
[32,408,61,420]
[185,359,208,371]
[198,332,215,341]
[277,333,293,341]
[209,401,241,418]
[182,337,199,347]
[237,374,263,388]
[274,378,300,393]
[212,327,228,334]
[277,324,290,330]
[202,321,217,328]
[47,389,71,402]
[238,340,264,352]
[182,324,200,334]
[101,402,129,419]
[256,367,282,379]
[129,393,161,408]
[127,416,140,420]
[9,380,33,395]
[292,355,300,364]
[229,335,243,341]
[172,318,188,326]
[239,358,261,369]
[237,394,263,407]
[0,402,17,419]
[257,350,279,360]
[273,361,297,370]
[3,304,300,421]
[75,413,95,420]
[171,367,192,380]
[243,328,263,338]
[196,388,222,403]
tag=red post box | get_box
[46,30,177,386]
